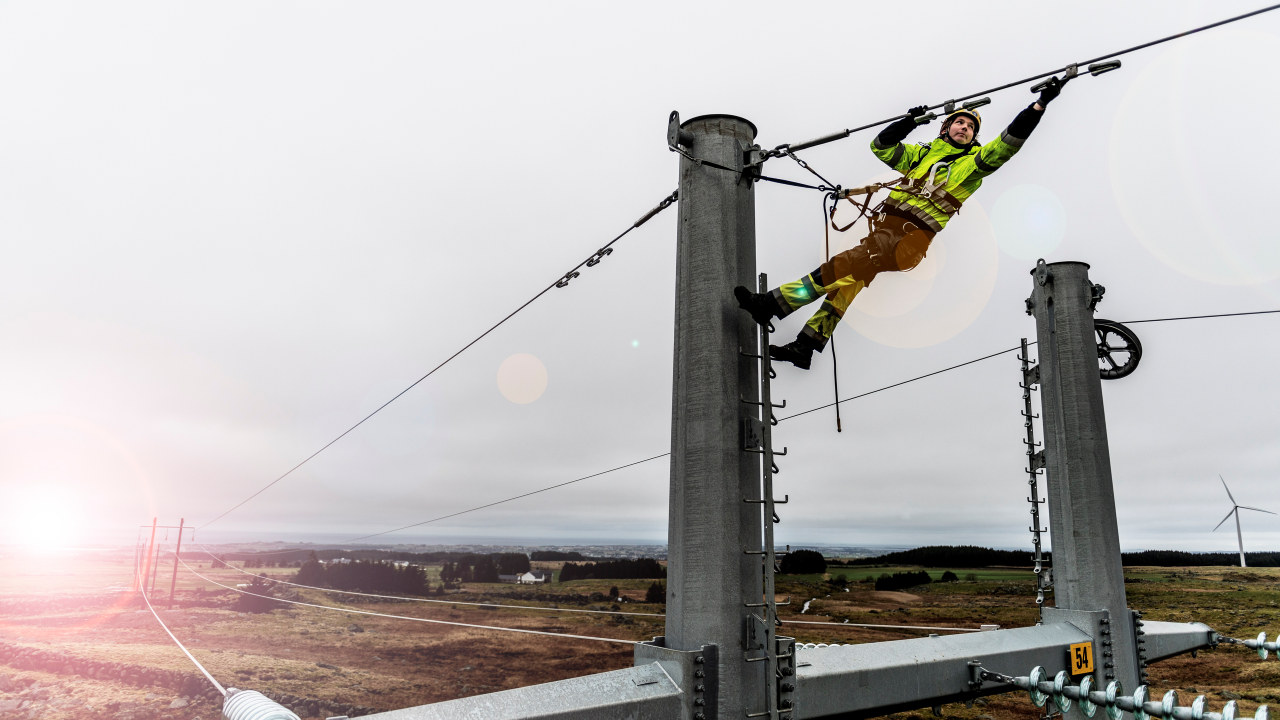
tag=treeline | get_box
[874,570,934,591]
[229,548,529,567]
[841,545,1280,568]
[838,545,1030,568]
[530,551,586,561]
[203,548,609,568]
[559,558,666,581]
[1120,550,1280,567]
[294,558,432,595]
[779,549,827,574]
[439,553,531,583]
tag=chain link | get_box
[555,189,679,289]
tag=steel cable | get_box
[310,306,1277,537]
[345,453,671,542]
[198,190,678,531]
[135,569,228,697]
[1119,309,1280,324]
[766,4,1280,158]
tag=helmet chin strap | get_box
[939,116,978,149]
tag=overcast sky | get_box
[2,1,1278,555]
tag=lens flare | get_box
[0,414,153,638]
[0,414,154,548]
[496,353,548,404]
[4,486,83,550]
[1109,29,1280,286]
[846,201,999,349]
[991,183,1066,261]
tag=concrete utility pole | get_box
[663,114,766,720]
[1027,260,1140,691]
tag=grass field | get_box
[2,549,1278,720]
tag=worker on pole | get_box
[736,78,1069,369]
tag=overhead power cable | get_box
[317,306,1277,538]
[345,453,670,542]
[182,559,637,646]
[135,570,227,697]
[781,618,986,634]
[1120,309,1280,324]
[199,545,664,618]
[198,190,678,531]
[766,4,1280,158]
[778,345,1023,422]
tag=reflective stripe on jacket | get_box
[870,125,1027,231]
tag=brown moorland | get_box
[1,550,1278,720]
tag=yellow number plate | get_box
[1070,642,1095,675]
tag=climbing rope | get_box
[820,190,844,433]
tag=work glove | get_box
[877,105,929,147]
[1037,76,1067,106]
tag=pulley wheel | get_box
[1095,319,1142,380]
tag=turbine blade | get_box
[1212,508,1236,532]
[1220,475,1238,504]
[1238,506,1278,516]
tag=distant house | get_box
[497,571,547,584]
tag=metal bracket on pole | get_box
[1029,450,1046,473]
[1022,363,1041,388]
[749,636,797,718]
[635,639,718,720]
[742,416,764,452]
[668,111,694,150]
[1089,282,1106,310]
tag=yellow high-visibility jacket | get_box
[870,123,1029,232]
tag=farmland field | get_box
[1,548,1278,719]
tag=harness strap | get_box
[905,142,977,175]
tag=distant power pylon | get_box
[136,518,193,608]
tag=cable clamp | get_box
[585,247,613,267]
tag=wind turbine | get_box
[1212,475,1276,568]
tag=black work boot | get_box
[769,338,815,370]
[734,286,777,327]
